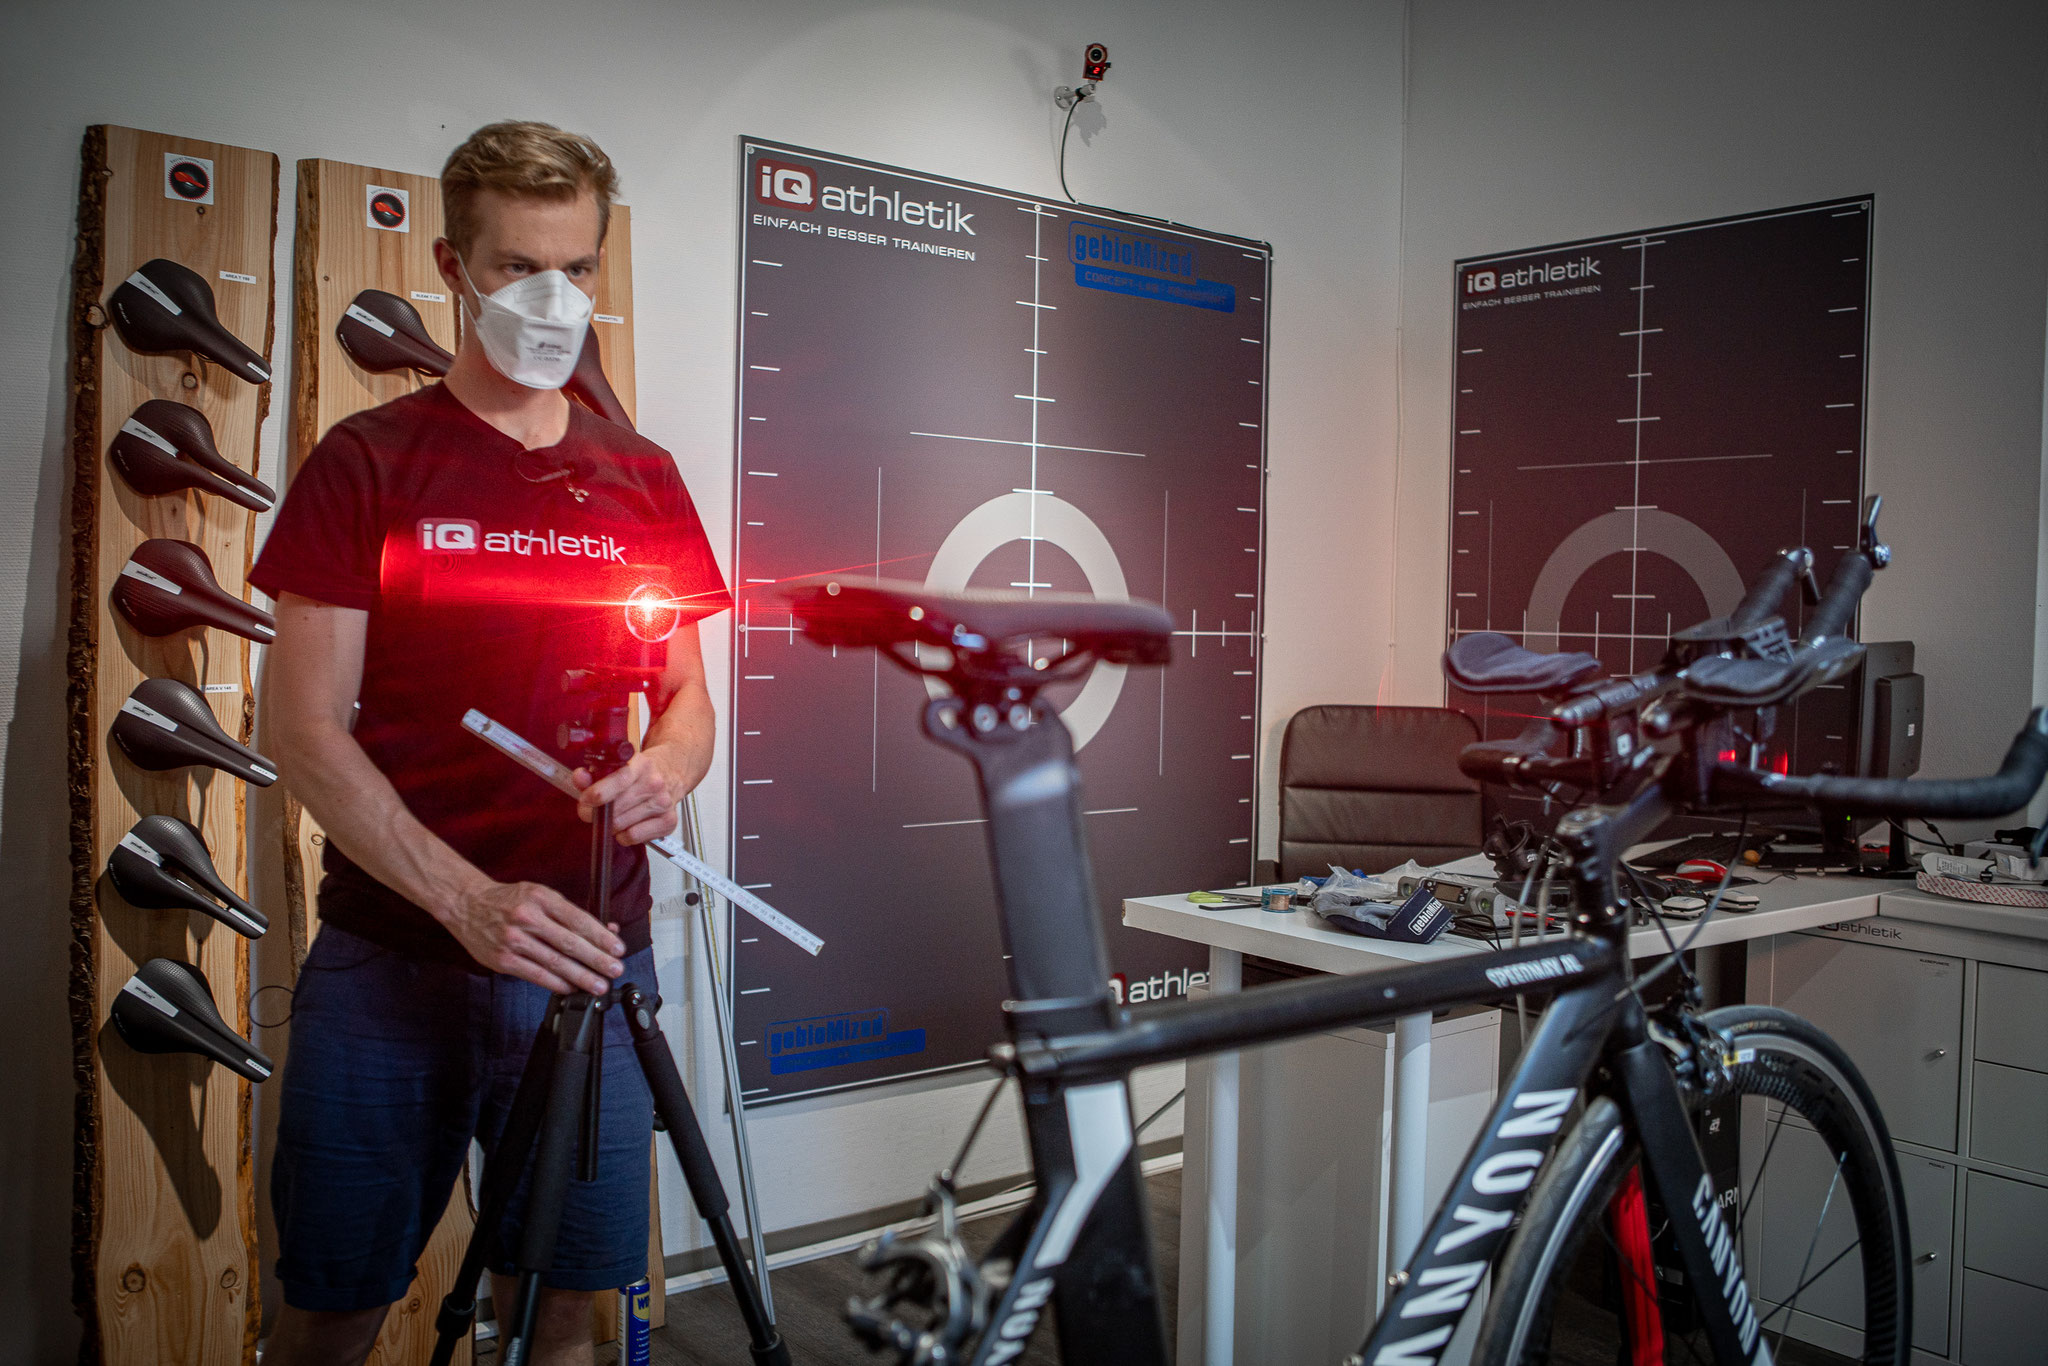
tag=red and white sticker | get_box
[164,153,214,205]
[365,184,410,232]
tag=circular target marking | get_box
[1523,509,1744,652]
[922,491,1129,751]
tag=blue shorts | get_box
[272,926,656,1312]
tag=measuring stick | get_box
[461,709,824,955]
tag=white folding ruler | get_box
[462,709,823,955]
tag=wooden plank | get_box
[69,123,277,1366]
[591,205,636,424]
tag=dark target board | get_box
[1447,198,1872,779]
[731,138,1271,1102]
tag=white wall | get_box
[0,1,1406,1356]
[1388,1,2048,795]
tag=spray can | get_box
[617,1277,652,1365]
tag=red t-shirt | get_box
[251,383,730,968]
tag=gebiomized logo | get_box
[766,1006,925,1075]
[755,158,816,212]
[366,186,409,231]
[168,160,210,201]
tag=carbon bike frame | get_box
[933,697,1776,1366]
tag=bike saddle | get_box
[111,677,278,787]
[107,814,268,939]
[566,329,633,429]
[110,399,276,511]
[1444,632,1603,695]
[114,538,277,643]
[110,958,273,1082]
[108,259,271,384]
[786,579,1173,666]
[337,289,454,377]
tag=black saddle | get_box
[114,538,277,643]
[785,579,1173,666]
[109,400,275,511]
[567,328,633,429]
[1443,632,1604,695]
[108,259,271,384]
[107,814,267,939]
[110,958,273,1082]
[111,677,278,787]
[337,289,454,377]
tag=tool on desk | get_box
[461,708,824,954]
[1187,889,1263,908]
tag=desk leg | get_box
[1203,945,1242,1366]
[1389,1010,1432,1275]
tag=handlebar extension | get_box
[1729,547,1813,631]
[1718,707,2048,819]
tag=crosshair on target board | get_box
[1447,198,1872,782]
[728,139,1272,1101]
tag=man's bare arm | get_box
[573,619,716,845]
[265,592,624,993]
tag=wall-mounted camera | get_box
[1056,42,1112,110]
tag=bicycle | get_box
[782,494,2048,1366]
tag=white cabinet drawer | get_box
[1971,1062,2048,1176]
[1960,1269,2048,1366]
[1975,964,2048,1073]
[1964,1171,2048,1291]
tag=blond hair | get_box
[441,121,619,255]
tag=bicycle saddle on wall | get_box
[111,678,277,787]
[110,958,273,1082]
[108,259,271,384]
[107,814,268,939]
[567,328,633,429]
[114,539,277,643]
[337,290,454,377]
[109,400,275,511]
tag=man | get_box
[257,122,728,1366]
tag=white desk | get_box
[1125,873,1888,1366]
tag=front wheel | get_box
[1474,1006,1912,1366]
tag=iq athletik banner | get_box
[729,138,1271,1101]
[1446,198,1872,780]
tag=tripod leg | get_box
[428,996,563,1366]
[499,996,604,1366]
[622,986,791,1366]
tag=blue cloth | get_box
[272,926,656,1312]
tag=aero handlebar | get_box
[1718,708,2048,819]
[1728,547,1813,631]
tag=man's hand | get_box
[442,879,626,995]
[573,741,691,846]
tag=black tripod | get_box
[430,669,788,1366]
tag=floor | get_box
[474,1164,1853,1365]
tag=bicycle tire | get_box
[1474,1006,1912,1366]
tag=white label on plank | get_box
[118,832,163,866]
[344,304,395,337]
[120,698,178,732]
[120,560,183,595]
[125,270,181,316]
[409,290,447,303]
[118,418,179,455]
[218,270,258,285]
[204,683,240,694]
[595,313,625,324]
[123,977,180,1017]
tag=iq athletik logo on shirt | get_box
[415,518,628,563]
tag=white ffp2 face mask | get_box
[457,256,594,390]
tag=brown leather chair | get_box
[1267,705,1485,881]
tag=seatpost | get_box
[923,694,1118,1027]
